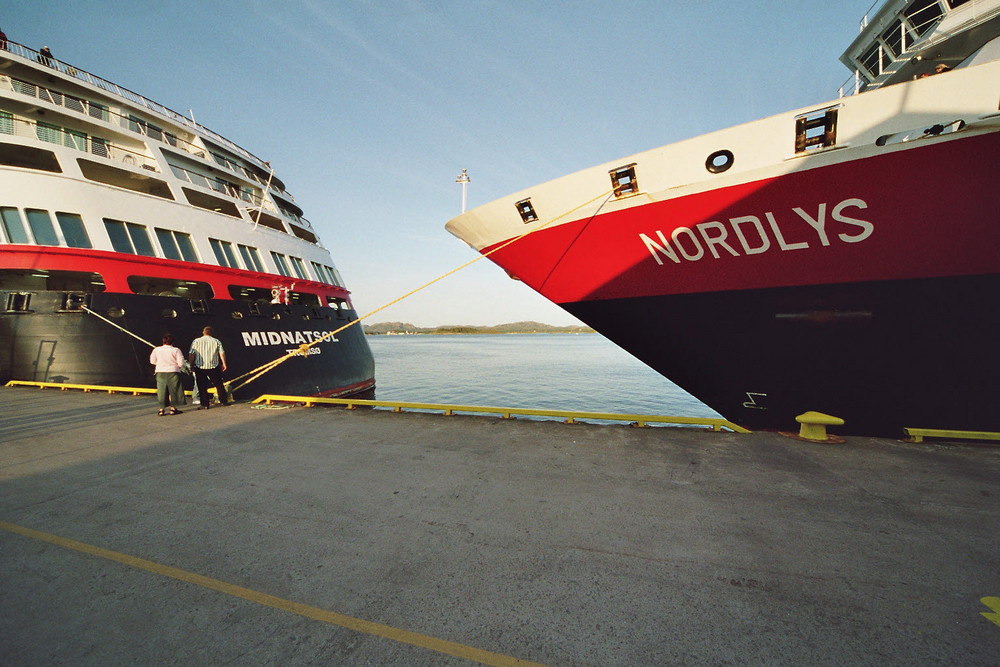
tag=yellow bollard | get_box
[795,411,845,442]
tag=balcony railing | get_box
[0,111,159,170]
[0,40,268,174]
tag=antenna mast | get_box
[456,169,470,213]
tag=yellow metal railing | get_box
[4,380,157,395]
[3,380,224,399]
[903,427,1000,443]
[251,395,751,432]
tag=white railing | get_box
[0,41,268,172]
[0,112,159,170]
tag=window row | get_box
[0,205,341,286]
[1,207,92,248]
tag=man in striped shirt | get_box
[189,326,230,409]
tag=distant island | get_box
[363,321,595,335]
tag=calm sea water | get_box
[366,333,721,419]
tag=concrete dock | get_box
[1,385,998,666]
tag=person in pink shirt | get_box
[149,333,186,416]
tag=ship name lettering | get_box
[639,197,871,266]
[241,331,339,347]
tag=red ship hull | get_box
[480,132,1000,435]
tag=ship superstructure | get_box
[0,41,374,398]
[446,0,1000,435]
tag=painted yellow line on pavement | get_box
[0,520,548,667]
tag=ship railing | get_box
[168,163,280,212]
[0,40,269,173]
[251,395,752,433]
[839,0,997,97]
[0,111,158,171]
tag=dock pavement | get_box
[1,385,998,665]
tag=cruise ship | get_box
[0,41,375,399]
[446,0,1000,436]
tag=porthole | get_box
[107,307,125,318]
[231,311,244,320]
[272,313,281,320]
[161,308,178,318]
[706,150,734,173]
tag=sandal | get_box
[169,407,182,415]
[157,409,165,416]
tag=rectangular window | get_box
[37,122,62,144]
[209,238,239,268]
[63,128,87,152]
[1,207,30,243]
[270,251,291,277]
[238,244,264,272]
[0,110,13,135]
[155,228,198,262]
[288,256,308,279]
[175,233,198,262]
[90,137,108,158]
[311,261,328,284]
[104,219,133,253]
[89,103,109,122]
[156,228,182,260]
[103,218,155,256]
[56,212,92,248]
[26,209,59,246]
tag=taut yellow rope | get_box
[227,189,616,394]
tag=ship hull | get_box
[462,125,1000,435]
[0,291,375,399]
[566,274,997,436]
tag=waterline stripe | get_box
[0,520,548,667]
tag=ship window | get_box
[5,293,31,312]
[289,256,308,280]
[0,144,62,172]
[79,160,174,199]
[90,137,109,158]
[237,244,265,272]
[37,122,62,145]
[56,212,92,249]
[610,164,639,198]
[228,285,273,303]
[1,207,30,244]
[515,198,538,223]
[286,291,321,307]
[248,210,288,233]
[26,209,59,246]
[89,102,110,122]
[127,276,213,299]
[905,0,944,36]
[209,238,240,268]
[880,19,904,57]
[181,187,241,218]
[0,269,105,292]
[270,252,291,277]
[104,219,156,257]
[60,293,89,311]
[155,228,198,262]
[794,108,838,153]
[289,224,318,244]
[947,0,971,7]
[0,110,12,135]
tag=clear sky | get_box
[6,1,876,326]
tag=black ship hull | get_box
[566,274,998,436]
[1,291,375,399]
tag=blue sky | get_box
[7,1,875,326]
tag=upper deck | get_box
[840,0,1000,93]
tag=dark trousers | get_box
[194,366,228,406]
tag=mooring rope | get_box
[226,188,617,394]
[81,305,156,348]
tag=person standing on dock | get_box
[189,326,230,409]
[150,333,186,416]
